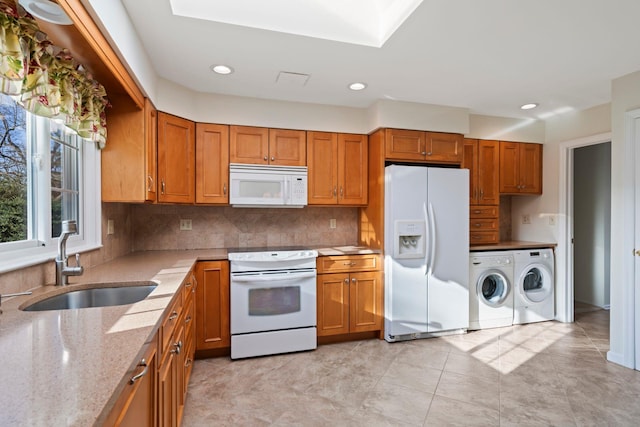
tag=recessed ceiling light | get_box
[349,82,367,91]
[211,65,234,75]
[19,0,72,25]
[520,103,538,110]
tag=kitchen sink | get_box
[21,282,158,311]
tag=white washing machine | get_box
[512,248,555,324]
[469,251,514,330]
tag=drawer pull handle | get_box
[169,311,178,321]
[475,223,481,227]
[129,359,148,384]
[342,261,357,266]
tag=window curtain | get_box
[0,0,108,148]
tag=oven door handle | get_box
[231,271,317,282]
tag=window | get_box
[0,95,101,273]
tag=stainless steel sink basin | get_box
[21,283,157,311]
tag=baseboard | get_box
[603,304,611,310]
[606,350,633,369]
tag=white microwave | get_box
[229,163,308,208]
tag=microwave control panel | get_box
[289,177,308,205]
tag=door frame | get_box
[558,132,611,324]
[631,109,640,369]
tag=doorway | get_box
[572,142,611,314]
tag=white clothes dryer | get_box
[512,248,555,324]
[469,251,515,330]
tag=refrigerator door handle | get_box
[423,202,431,276]
[428,202,437,276]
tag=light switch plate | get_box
[107,219,114,235]
[522,214,531,224]
[329,219,336,229]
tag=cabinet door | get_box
[157,350,178,427]
[462,139,478,205]
[144,99,157,202]
[519,143,542,194]
[349,271,383,333]
[229,125,269,164]
[195,123,229,204]
[106,343,157,427]
[425,132,463,164]
[102,95,153,203]
[307,131,338,205]
[384,129,425,160]
[477,140,500,204]
[338,133,368,205]
[499,141,520,193]
[157,113,195,203]
[195,261,230,350]
[269,129,306,166]
[317,273,350,336]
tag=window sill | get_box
[0,243,103,276]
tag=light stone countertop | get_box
[0,246,375,426]
[0,249,226,427]
[469,240,556,252]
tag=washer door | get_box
[477,270,511,307]
[518,264,552,303]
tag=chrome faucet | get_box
[55,220,84,286]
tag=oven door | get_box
[230,269,317,335]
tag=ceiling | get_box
[119,0,640,120]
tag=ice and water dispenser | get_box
[393,220,426,259]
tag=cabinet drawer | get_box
[470,206,498,218]
[470,218,498,231]
[470,231,499,245]
[317,254,381,274]
[159,292,183,358]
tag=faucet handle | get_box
[75,253,81,267]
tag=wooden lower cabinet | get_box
[195,261,230,351]
[104,343,157,426]
[469,205,499,245]
[317,255,383,337]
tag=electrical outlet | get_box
[107,219,114,235]
[522,214,531,224]
[329,219,337,229]
[180,219,192,231]
[549,215,556,226]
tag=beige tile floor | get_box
[183,306,640,426]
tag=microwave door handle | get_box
[284,177,290,205]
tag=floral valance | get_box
[0,0,108,148]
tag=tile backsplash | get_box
[131,205,359,251]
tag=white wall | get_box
[467,114,545,142]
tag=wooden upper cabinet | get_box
[499,141,542,194]
[338,133,368,205]
[230,126,306,166]
[307,131,338,205]
[385,129,425,161]
[307,132,367,206]
[195,124,229,204]
[102,96,157,203]
[157,113,195,203]
[464,138,500,205]
[229,125,269,164]
[425,132,463,164]
[269,129,306,166]
[385,129,462,164]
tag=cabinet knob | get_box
[223,183,227,195]
[427,152,432,155]
[351,278,356,283]
[340,186,344,198]
[344,278,349,284]
[421,151,427,155]
[333,186,337,197]
[271,156,275,161]
[263,156,268,161]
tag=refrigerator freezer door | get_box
[426,167,470,332]
[384,165,429,339]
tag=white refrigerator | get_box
[384,165,469,342]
